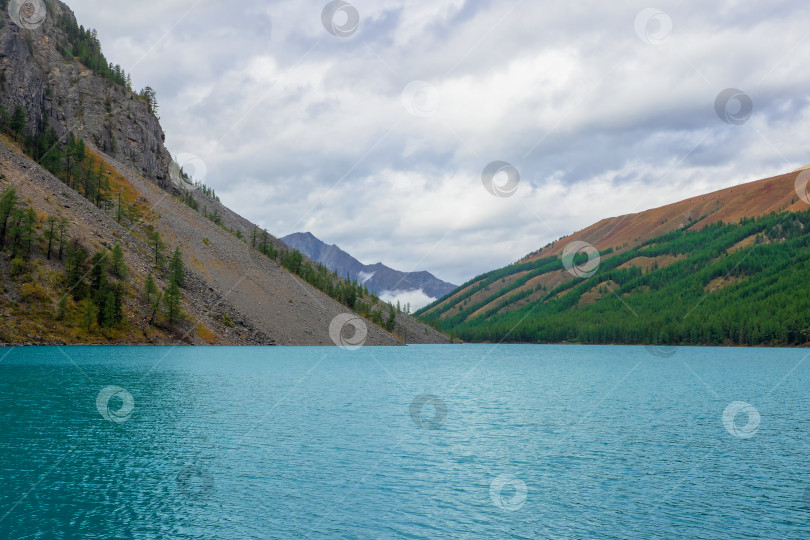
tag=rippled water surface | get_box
[1,345,809,538]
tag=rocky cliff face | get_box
[0,0,170,185]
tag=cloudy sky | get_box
[68,0,810,285]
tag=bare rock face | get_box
[0,0,171,186]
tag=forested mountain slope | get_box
[418,170,810,347]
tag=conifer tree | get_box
[102,291,117,328]
[57,218,69,260]
[81,298,97,331]
[169,247,185,288]
[164,281,181,323]
[22,207,37,255]
[0,186,18,248]
[44,216,57,260]
[144,272,157,304]
[10,106,25,139]
[149,230,165,268]
[110,242,127,279]
[385,305,397,332]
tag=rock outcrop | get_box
[0,0,170,185]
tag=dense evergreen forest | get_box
[419,209,810,347]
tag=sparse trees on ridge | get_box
[149,230,165,268]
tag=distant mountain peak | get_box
[281,232,457,309]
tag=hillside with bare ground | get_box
[525,171,806,261]
[417,169,810,346]
[0,135,449,345]
[0,0,449,346]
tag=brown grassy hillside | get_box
[525,171,806,262]
[421,169,810,323]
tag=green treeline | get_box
[0,105,66,178]
[421,209,810,347]
[0,108,143,228]
[62,239,127,329]
[0,184,126,330]
[53,10,130,88]
[145,230,186,326]
[248,225,398,330]
[1,184,187,334]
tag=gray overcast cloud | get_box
[68,0,810,284]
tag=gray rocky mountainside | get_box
[282,232,458,302]
[0,0,171,186]
[0,0,450,346]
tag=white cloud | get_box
[65,0,810,284]
[379,289,437,312]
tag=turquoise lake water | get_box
[0,344,809,539]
